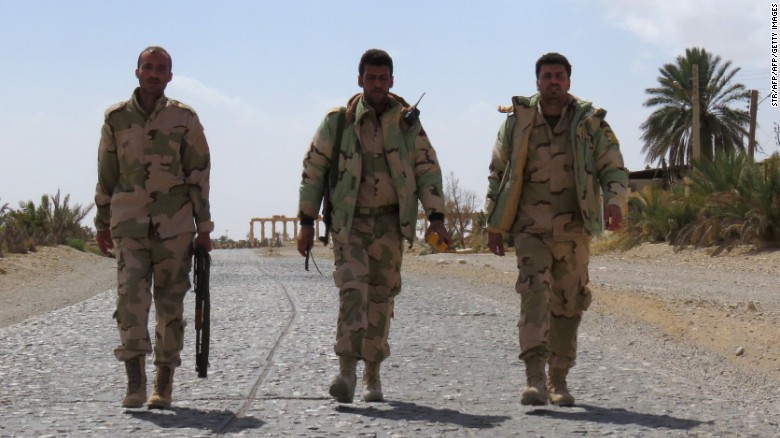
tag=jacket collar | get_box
[131,87,168,116]
[354,94,401,125]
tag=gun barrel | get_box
[194,245,211,378]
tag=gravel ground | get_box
[0,243,778,436]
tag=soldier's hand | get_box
[195,232,212,252]
[297,225,314,257]
[96,229,114,255]
[425,220,450,252]
[487,231,505,256]
[604,205,623,231]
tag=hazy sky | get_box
[0,0,773,240]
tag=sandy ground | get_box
[1,241,778,384]
[0,246,116,328]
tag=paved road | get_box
[1,248,778,437]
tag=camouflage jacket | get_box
[485,94,628,236]
[94,89,214,239]
[298,94,445,244]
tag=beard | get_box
[364,89,389,110]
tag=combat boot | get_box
[520,356,548,406]
[548,367,575,406]
[122,355,147,408]
[362,361,383,402]
[147,365,175,409]
[329,356,357,403]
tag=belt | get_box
[353,204,399,217]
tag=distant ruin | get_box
[246,215,318,248]
[241,214,436,248]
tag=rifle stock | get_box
[194,245,211,378]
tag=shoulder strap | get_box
[329,107,346,189]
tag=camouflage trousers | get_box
[514,232,591,370]
[113,232,193,367]
[332,214,403,363]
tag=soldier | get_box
[484,52,627,407]
[94,46,213,409]
[297,49,449,403]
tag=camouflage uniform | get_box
[95,88,213,366]
[299,93,445,363]
[485,94,627,369]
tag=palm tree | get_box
[641,47,751,167]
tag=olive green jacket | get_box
[299,94,445,244]
[485,94,628,235]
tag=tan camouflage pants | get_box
[113,232,193,367]
[332,214,403,363]
[514,232,591,370]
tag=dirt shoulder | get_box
[0,246,116,328]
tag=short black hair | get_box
[359,49,393,76]
[535,52,571,79]
[137,46,173,70]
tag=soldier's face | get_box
[358,65,393,111]
[135,51,172,97]
[536,64,570,102]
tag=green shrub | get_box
[618,183,698,250]
[65,238,86,252]
[672,152,780,253]
[1,190,94,255]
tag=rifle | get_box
[318,107,346,246]
[194,245,211,378]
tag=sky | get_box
[0,0,774,240]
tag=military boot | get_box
[520,356,548,406]
[122,355,147,408]
[362,361,383,402]
[329,356,357,403]
[147,365,175,409]
[548,367,575,406]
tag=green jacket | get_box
[94,89,214,238]
[485,94,628,235]
[299,94,445,244]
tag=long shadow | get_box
[337,400,510,429]
[127,406,264,433]
[526,403,712,431]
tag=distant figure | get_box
[484,52,627,407]
[94,46,213,409]
[297,49,450,403]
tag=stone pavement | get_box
[0,248,778,437]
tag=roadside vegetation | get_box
[0,190,95,257]
[619,152,780,253]
[620,46,773,254]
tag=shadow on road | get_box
[526,403,711,431]
[127,407,264,433]
[337,400,511,429]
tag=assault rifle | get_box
[194,245,211,378]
